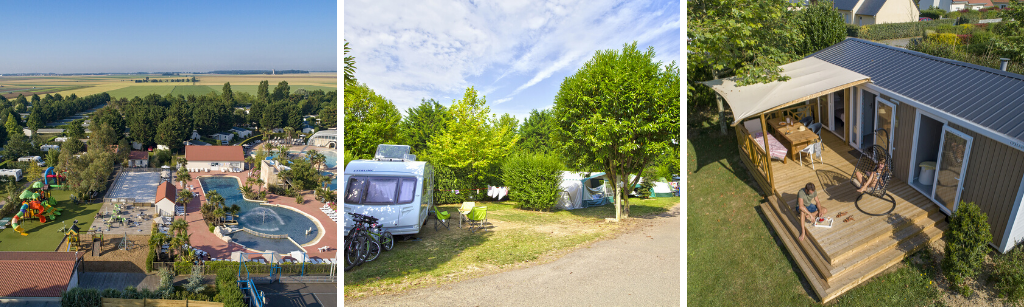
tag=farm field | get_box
[169,85,215,96]
[0,72,336,99]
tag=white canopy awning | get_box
[701,57,871,126]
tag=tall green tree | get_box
[318,103,337,129]
[797,1,846,55]
[688,0,803,134]
[272,81,290,101]
[553,42,680,220]
[91,107,127,137]
[344,83,401,159]
[398,99,451,154]
[344,40,357,87]
[994,0,1024,62]
[222,82,234,106]
[156,116,188,152]
[26,110,43,132]
[519,109,557,154]
[428,87,519,186]
[257,80,270,101]
[4,113,21,141]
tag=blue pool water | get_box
[198,177,319,252]
[323,150,337,169]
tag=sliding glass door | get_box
[932,126,973,215]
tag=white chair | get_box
[798,138,824,170]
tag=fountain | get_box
[240,207,285,232]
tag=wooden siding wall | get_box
[892,101,917,183]
[949,122,1024,246]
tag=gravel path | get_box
[345,205,681,307]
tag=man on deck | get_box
[798,183,827,242]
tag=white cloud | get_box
[345,0,680,111]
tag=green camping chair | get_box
[466,206,488,233]
[433,205,451,231]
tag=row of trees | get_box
[345,42,679,219]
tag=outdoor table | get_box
[776,122,819,162]
[768,116,798,134]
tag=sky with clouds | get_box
[344,0,680,121]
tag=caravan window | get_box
[345,176,417,205]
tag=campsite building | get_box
[0,251,83,302]
[184,145,244,171]
[154,181,176,217]
[128,151,149,168]
[702,37,1024,301]
[307,129,337,148]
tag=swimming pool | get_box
[198,176,320,253]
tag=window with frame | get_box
[345,176,417,205]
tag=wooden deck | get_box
[759,130,946,302]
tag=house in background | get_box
[210,133,234,144]
[128,151,149,168]
[184,145,244,171]
[922,0,995,11]
[154,181,176,217]
[230,127,252,138]
[190,130,201,140]
[0,251,83,303]
[835,0,919,25]
[991,0,1010,8]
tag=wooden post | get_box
[760,113,774,192]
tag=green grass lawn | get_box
[0,190,104,251]
[344,197,678,299]
[104,85,176,99]
[169,85,215,96]
[687,123,942,306]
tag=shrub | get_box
[994,245,1024,304]
[101,288,121,298]
[184,266,206,293]
[921,8,945,19]
[172,290,213,301]
[145,249,155,273]
[928,32,962,45]
[157,267,174,298]
[501,152,563,211]
[215,267,246,307]
[967,31,996,55]
[942,201,993,296]
[121,286,140,299]
[433,164,466,204]
[858,18,956,41]
[846,24,861,37]
[61,287,102,307]
[796,0,846,55]
[638,168,658,199]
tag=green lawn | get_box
[687,124,942,306]
[0,190,104,251]
[104,85,176,99]
[344,197,678,299]
[169,85,215,96]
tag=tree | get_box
[5,113,21,141]
[257,80,270,102]
[271,81,290,101]
[519,109,557,154]
[45,148,60,167]
[176,189,193,207]
[155,116,188,152]
[64,119,86,140]
[318,103,337,129]
[343,83,401,159]
[688,0,804,134]
[994,0,1024,62]
[797,0,846,55]
[221,82,234,106]
[398,99,451,154]
[427,87,519,187]
[176,158,191,188]
[26,110,43,132]
[344,40,357,87]
[90,107,126,137]
[4,134,35,159]
[89,123,119,153]
[553,42,679,220]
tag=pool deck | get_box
[179,171,338,260]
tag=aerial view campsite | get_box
[0,1,338,306]
[343,0,680,305]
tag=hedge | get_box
[501,152,563,210]
[177,260,337,276]
[852,18,957,41]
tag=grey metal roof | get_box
[810,38,1024,144]
[856,0,887,15]
[833,0,861,10]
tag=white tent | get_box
[555,172,584,210]
[230,251,247,262]
[652,182,673,196]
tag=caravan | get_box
[343,145,434,235]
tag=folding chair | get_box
[433,205,451,231]
[457,202,475,228]
[466,206,488,233]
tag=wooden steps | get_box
[762,195,946,302]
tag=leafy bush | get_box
[101,288,121,298]
[172,290,213,301]
[857,18,957,40]
[846,24,861,37]
[921,8,945,19]
[942,201,993,296]
[146,248,155,273]
[120,286,140,299]
[157,267,174,298]
[638,168,658,199]
[61,287,102,307]
[215,267,246,307]
[501,152,563,210]
[433,164,466,204]
[796,0,846,55]
[928,32,962,45]
[994,245,1024,304]
[185,266,206,293]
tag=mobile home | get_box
[343,145,434,235]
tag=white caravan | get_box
[343,145,434,235]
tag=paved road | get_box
[346,205,681,307]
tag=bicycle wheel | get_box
[380,232,395,251]
[345,235,365,271]
[364,236,381,262]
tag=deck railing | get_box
[736,124,774,196]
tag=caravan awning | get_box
[701,57,871,126]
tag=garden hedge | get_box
[851,18,957,41]
[501,152,563,210]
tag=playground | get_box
[105,170,162,203]
[87,202,158,234]
[0,189,103,251]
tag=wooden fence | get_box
[102,297,222,307]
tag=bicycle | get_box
[345,213,377,271]
[362,218,394,262]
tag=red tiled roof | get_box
[155,181,176,203]
[185,145,244,162]
[0,252,81,297]
[128,151,148,160]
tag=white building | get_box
[154,181,177,217]
[210,133,234,144]
[190,130,201,140]
[306,129,337,148]
[128,151,149,168]
[260,159,291,189]
[184,145,244,171]
[230,127,252,138]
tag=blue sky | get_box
[0,0,337,74]
[344,0,680,121]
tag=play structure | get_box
[64,220,81,252]
[10,181,64,236]
[43,167,65,186]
